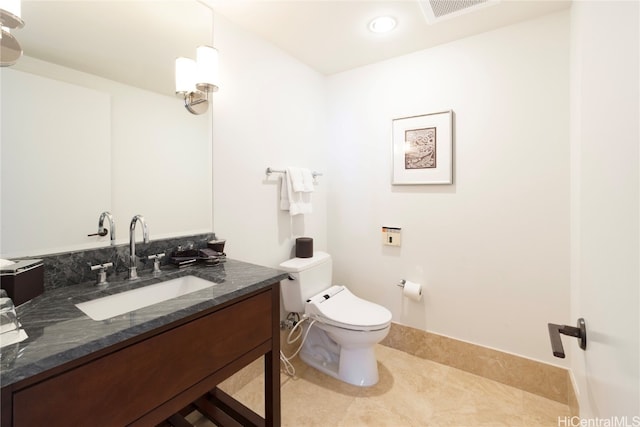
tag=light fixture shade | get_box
[196,45,219,92]
[175,56,196,94]
[3,0,21,19]
[1,0,24,30]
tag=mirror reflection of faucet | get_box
[129,215,149,280]
[87,211,116,245]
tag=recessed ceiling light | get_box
[368,16,396,34]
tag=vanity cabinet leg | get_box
[265,283,281,426]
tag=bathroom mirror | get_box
[0,1,214,258]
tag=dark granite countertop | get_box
[0,259,287,387]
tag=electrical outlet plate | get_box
[382,227,401,247]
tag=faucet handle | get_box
[90,262,113,271]
[90,262,113,286]
[148,253,165,274]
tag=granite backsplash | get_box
[20,233,217,290]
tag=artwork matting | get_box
[392,110,453,185]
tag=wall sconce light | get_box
[1,0,25,67]
[175,45,219,115]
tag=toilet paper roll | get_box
[403,280,423,302]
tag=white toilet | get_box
[279,251,392,386]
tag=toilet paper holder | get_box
[397,279,423,302]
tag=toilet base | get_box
[299,323,380,387]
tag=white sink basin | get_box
[75,275,216,321]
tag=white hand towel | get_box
[287,167,315,193]
[288,167,305,192]
[0,259,15,268]
[280,175,290,211]
[281,167,313,216]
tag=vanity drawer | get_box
[12,290,272,426]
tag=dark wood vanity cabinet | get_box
[1,284,281,427]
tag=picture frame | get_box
[392,110,453,185]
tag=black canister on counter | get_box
[207,239,226,253]
[0,260,44,306]
[295,237,313,258]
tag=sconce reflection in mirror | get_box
[1,0,25,67]
[175,46,219,115]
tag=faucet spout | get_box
[129,215,149,280]
[98,211,116,246]
[88,211,116,245]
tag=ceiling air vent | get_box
[419,0,500,24]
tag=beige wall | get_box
[325,11,571,366]
[211,14,328,268]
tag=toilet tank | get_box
[279,251,332,314]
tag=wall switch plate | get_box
[382,227,401,247]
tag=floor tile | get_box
[191,344,570,426]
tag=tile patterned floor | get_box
[193,344,570,426]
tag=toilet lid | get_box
[305,286,392,331]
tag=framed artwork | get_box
[392,110,453,185]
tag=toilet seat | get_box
[305,286,392,332]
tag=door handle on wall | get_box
[547,318,587,358]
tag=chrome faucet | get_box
[99,211,116,246]
[129,215,149,280]
[88,211,116,245]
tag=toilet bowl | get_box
[279,252,392,386]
